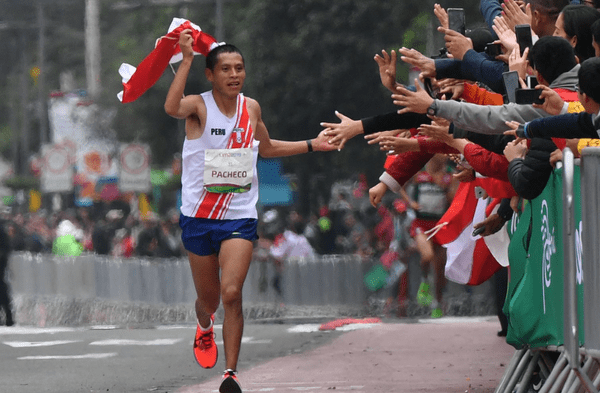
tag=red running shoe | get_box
[219,369,242,393]
[193,315,217,368]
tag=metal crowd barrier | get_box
[8,253,366,307]
[562,148,597,393]
[496,148,600,393]
[580,147,600,359]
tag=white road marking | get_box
[18,353,118,360]
[287,324,322,333]
[336,323,378,331]
[190,385,364,392]
[286,323,378,333]
[215,337,272,345]
[89,338,184,346]
[190,386,363,392]
[157,324,223,330]
[3,340,81,348]
[89,325,119,330]
[0,327,82,335]
[417,316,495,324]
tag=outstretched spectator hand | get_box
[375,49,399,93]
[313,129,342,151]
[439,27,473,61]
[366,133,420,154]
[501,0,532,31]
[473,213,508,237]
[434,3,449,29]
[417,118,453,144]
[533,86,565,115]
[392,79,434,114]
[399,47,436,79]
[503,120,525,140]
[454,165,477,182]
[438,79,466,100]
[492,16,517,54]
[321,111,364,150]
[504,139,528,162]
[369,182,389,207]
[508,46,530,81]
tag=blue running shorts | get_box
[179,214,258,256]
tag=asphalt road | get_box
[0,320,343,393]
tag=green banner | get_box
[505,167,584,349]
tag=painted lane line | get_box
[89,325,119,330]
[3,340,82,348]
[287,324,322,333]
[18,353,118,360]
[416,316,495,324]
[248,381,349,386]
[214,337,272,345]
[89,338,183,346]
[157,324,223,330]
[286,323,377,333]
[0,327,82,335]
[190,385,365,393]
[335,323,378,332]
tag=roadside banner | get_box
[41,144,73,193]
[119,143,151,192]
[505,167,584,349]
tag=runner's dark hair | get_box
[205,44,244,71]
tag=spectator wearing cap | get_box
[52,219,84,257]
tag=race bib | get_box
[204,148,253,193]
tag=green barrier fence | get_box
[504,167,585,349]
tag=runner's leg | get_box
[414,232,434,278]
[189,252,221,328]
[432,243,447,305]
[219,238,253,371]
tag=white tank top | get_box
[180,91,260,220]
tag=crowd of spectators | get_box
[0,176,402,262]
[0,203,186,259]
[316,0,600,327]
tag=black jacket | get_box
[507,138,558,200]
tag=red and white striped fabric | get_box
[430,181,503,286]
[118,18,221,103]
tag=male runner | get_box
[164,29,335,393]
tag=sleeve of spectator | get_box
[524,113,598,139]
[507,139,557,200]
[436,100,548,135]
[479,0,502,40]
[361,112,431,135]
[380,150,435,192]
[497,198,514,221]
[460,49,506,94]
[379,172,403,194]
[434,58,464,80]
[461,83,504,105]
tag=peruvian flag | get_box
[430,181,504,286]
[118,18,222,103]
[473,176,517,199]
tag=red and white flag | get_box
[429,181,503,286]
[118,18,222,103]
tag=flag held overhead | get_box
[118,18,222,103]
